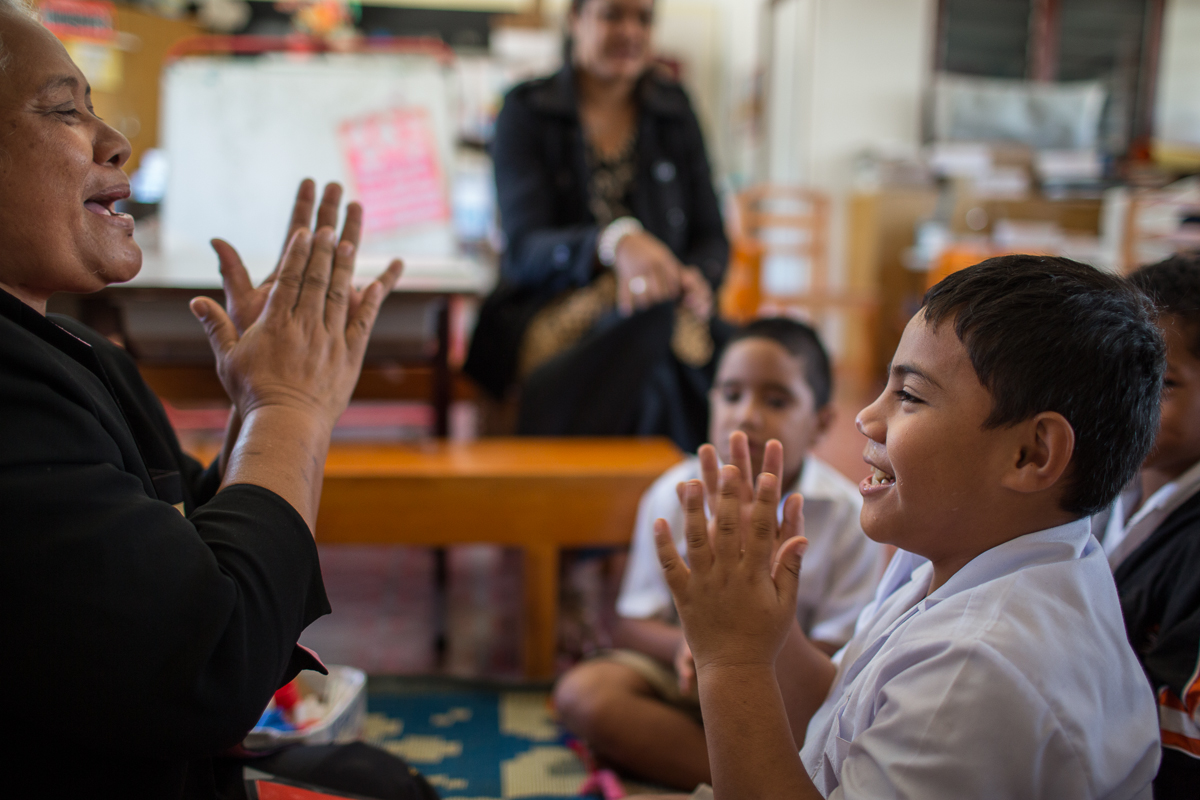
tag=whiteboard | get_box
[161,53,457,284]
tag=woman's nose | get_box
[95,120,132,170]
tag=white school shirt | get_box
[617,455,883,647]
[800,518,1161,800]
[1095,457,1200,569]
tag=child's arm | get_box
[776,619,838,749]
[655,462,823,800]
[693,436,838,744]
[612,616,685,666]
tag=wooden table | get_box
[191,437,683,679]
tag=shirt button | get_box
[654,160,676,182]
[668,207,686,227]
[553,244,570,266]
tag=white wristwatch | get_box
[597,216,643,267]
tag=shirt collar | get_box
[925,517,1094,605]
[1127,457,1200,529]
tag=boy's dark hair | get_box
[1129,252,1200,356]
[725,317,833,409]
[923,255,1164,516]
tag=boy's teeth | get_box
[869,467,895,486]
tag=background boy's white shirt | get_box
[617,455,884,647]
[1095,457,1200,569]
[800,518,1161,800]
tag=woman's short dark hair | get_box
[724,317,833,410]
[1129,252,1200,356]
[922,254,1164,516]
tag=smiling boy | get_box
[657,256,1164,799]
[555,318,881,790]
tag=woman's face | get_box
[569,0,654,83]
[0,12,139,309]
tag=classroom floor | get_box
[363,676,668,800]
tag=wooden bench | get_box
[191,437,683,679]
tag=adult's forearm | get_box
[775,621,838,748]
[698,662,822,800]
[613,616,685,665]
[220,405,333,532]
[217,405,244,480]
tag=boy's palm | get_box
[656,453,807,676]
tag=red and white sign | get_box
[39,0,115,42]
[339,108,448,235]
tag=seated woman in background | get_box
[465,0,729,452]
[0,5,429,798]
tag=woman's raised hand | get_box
[214,179,363,334]
[613,230,684,315]
[195,226,399,427]
[189,223,401,530]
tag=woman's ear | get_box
[1001,411,1075,495]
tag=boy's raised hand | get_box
[655,463,807,677]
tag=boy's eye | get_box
[894,389,922,404]
[722,389,742,403]
[765,395,792,410]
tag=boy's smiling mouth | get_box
[860,440,896,493]
[866,466,895,487]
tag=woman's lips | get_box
[84,199,135,230]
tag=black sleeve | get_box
[0,366,329,759]
[492,91,599,293]
[677,97,729,289]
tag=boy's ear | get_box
[1000,411,1075,495]
[813,404,836,441]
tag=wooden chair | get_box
[720,185,880,393]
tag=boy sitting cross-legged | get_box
[657,256,1163,799]
[1092,253,1200,797]
[554,318,883,791]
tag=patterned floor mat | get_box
[365,677,593,800]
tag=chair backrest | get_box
[729,185,831,315]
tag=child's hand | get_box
[655,466,807,677]
[674,638,697,698]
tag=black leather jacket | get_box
[465,65,728,398]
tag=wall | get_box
[1157,0,1200,150]
[785,0,935,293]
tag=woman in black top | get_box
[0,6,429,797]
[465,0,729,452]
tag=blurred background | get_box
[38,0,1200,678]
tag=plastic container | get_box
[243,666,367,753]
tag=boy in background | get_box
[658,257,1162,799]
[1094,253,1200,798]
[555,318,882,791]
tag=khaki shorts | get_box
[592,649,703,723]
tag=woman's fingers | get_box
[190,297,240,359]
[340,201,363,250]
[265,228,313,320]
[295,228,338,317]
[324,239,356,330]
[346,259,402,352]
[283,179,317,255]
[212,239,253,316]
[315,182,344,232]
